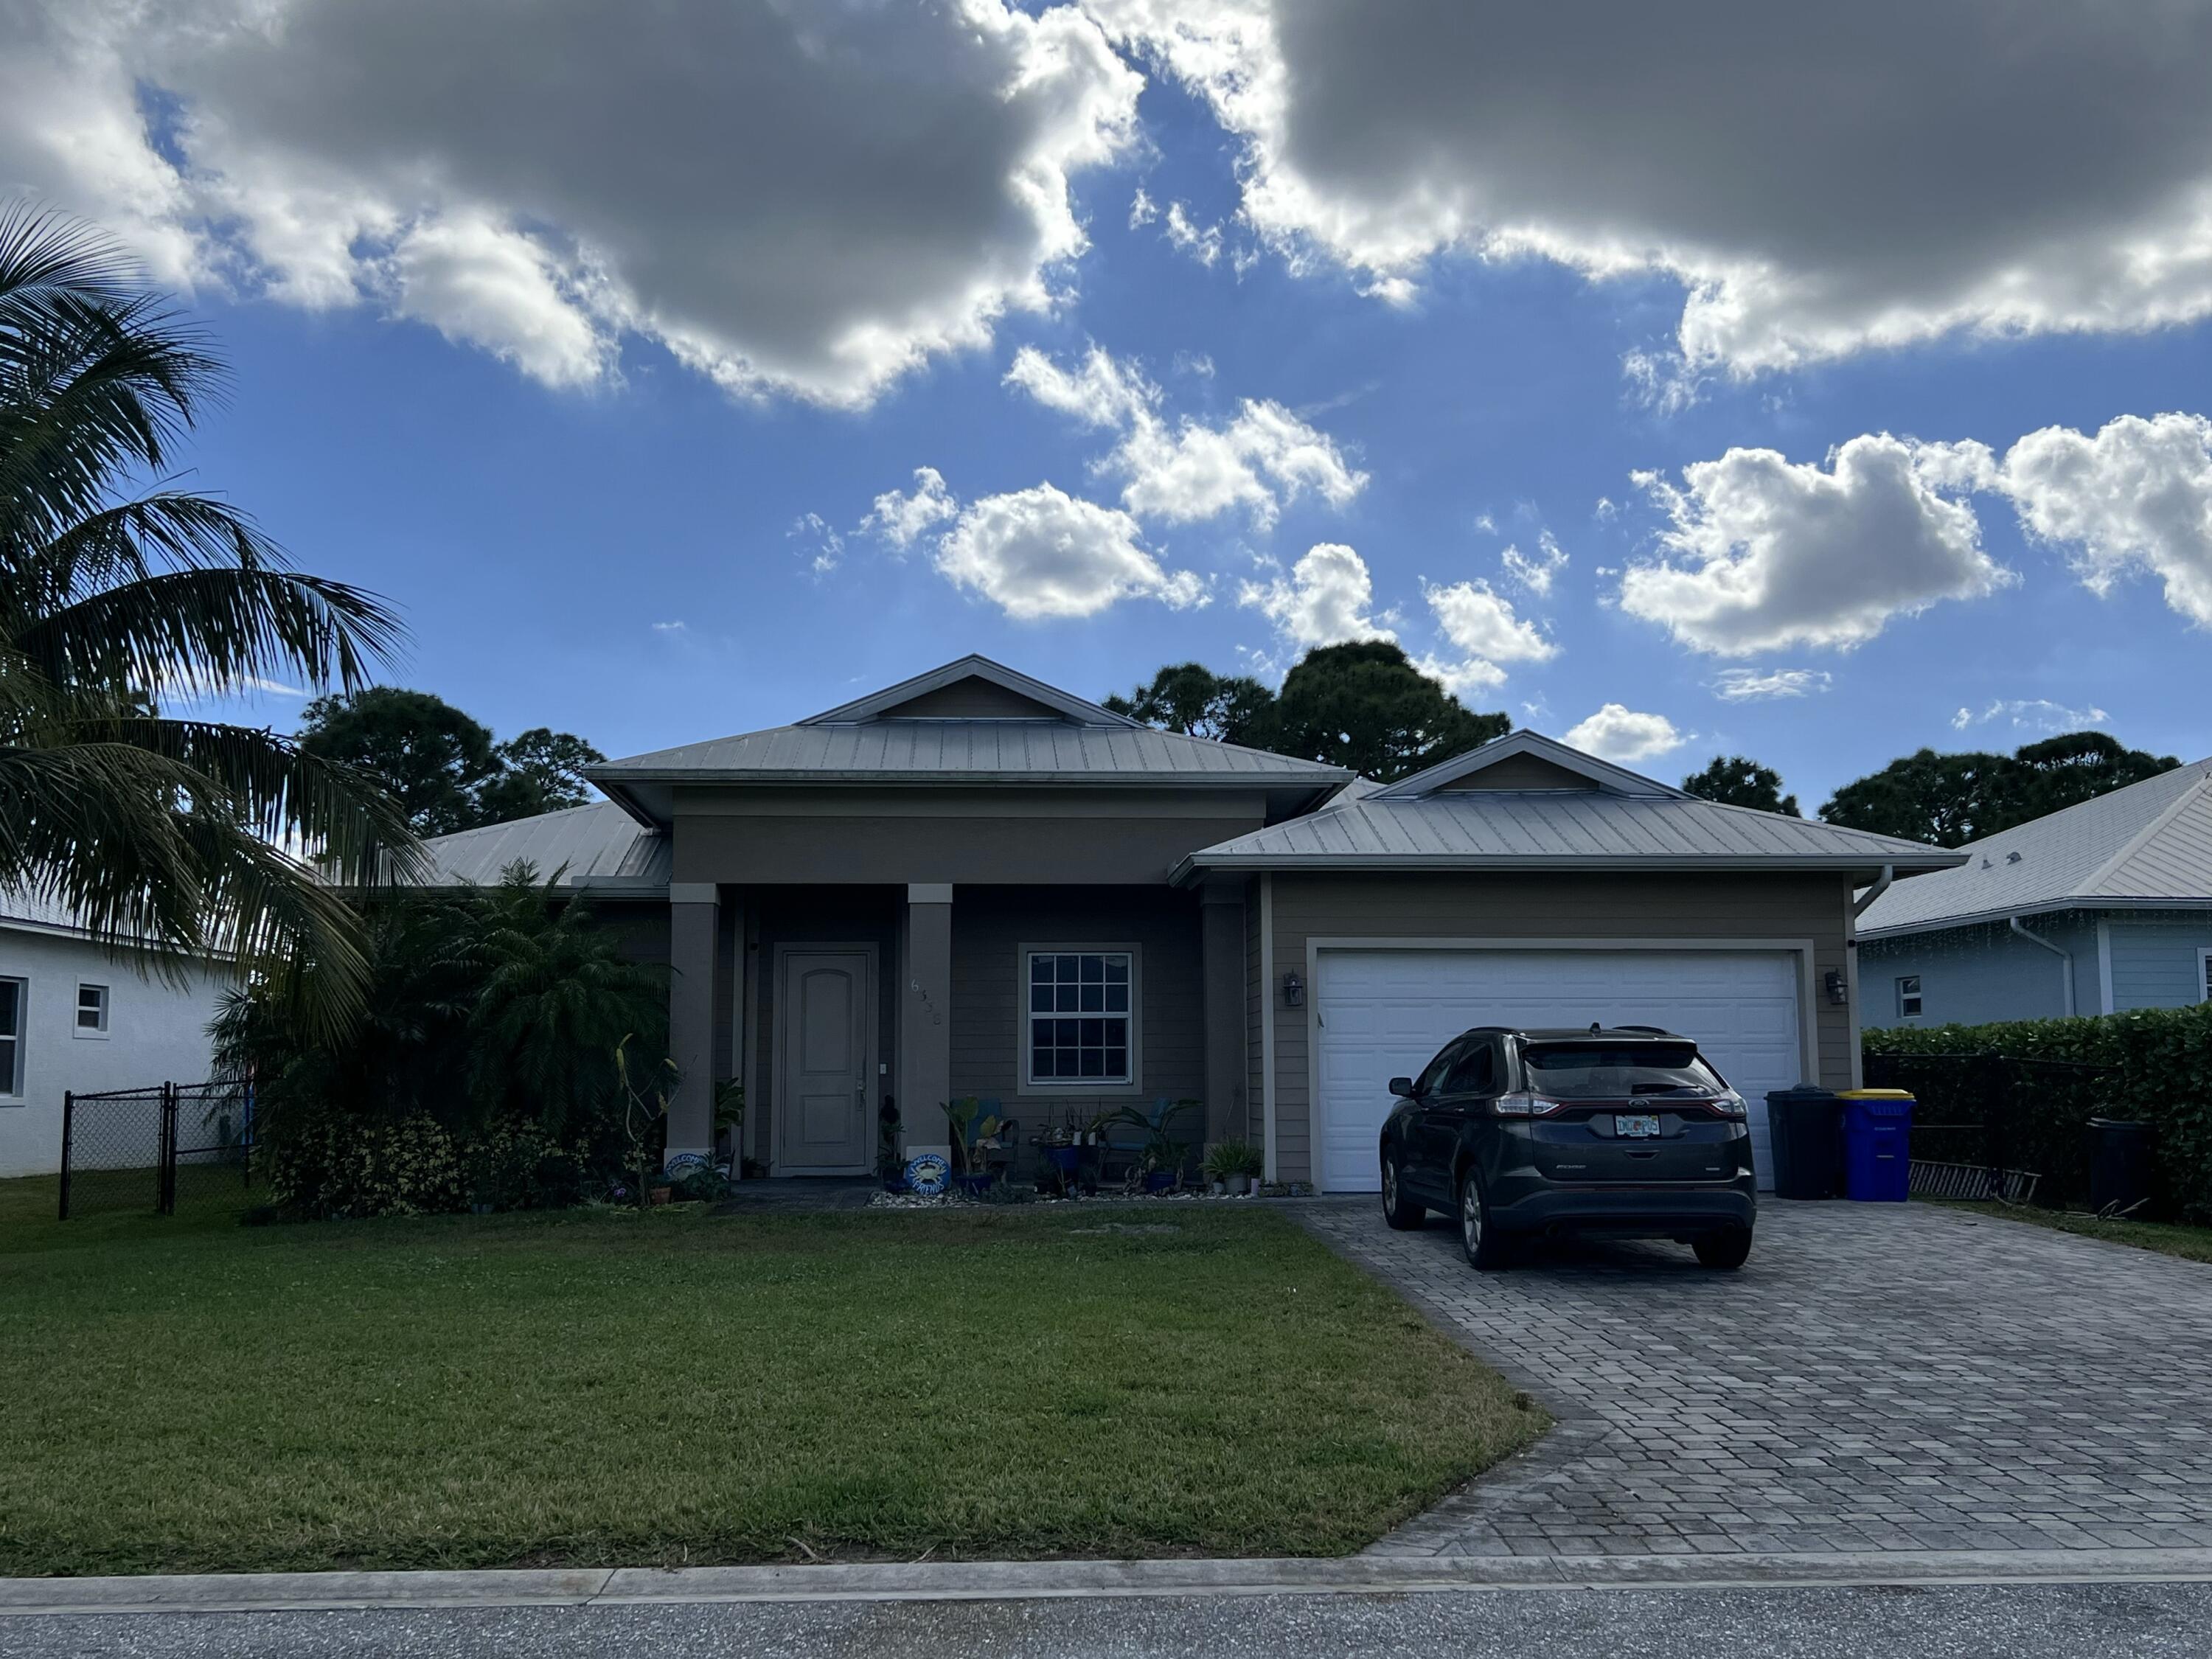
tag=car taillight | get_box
[1493,1092,1570,1118]
[1710,1090,1747,1119]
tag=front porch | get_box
[663,881,1251,1180]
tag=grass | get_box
[1926,1197,2212,1265]
[0,1180,1543,1576]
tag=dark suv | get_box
[1378,1025,1756,1270]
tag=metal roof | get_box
[1372,729,1690,800]
[796,654,1141,728]
[410,802,670,894]
[1180,788,1958,877]
[1856,759,2212,937]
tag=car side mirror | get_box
[1388,1076,1416,1099]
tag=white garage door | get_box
[1312,949,1802,1193]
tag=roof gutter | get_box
[1851,863,1895,919]
[2009,915,2077,1018]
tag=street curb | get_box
[5,1549,2212,1615]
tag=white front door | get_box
[776,948,876,1174]
[1312,949,1803,1192]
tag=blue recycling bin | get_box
[1839,1090,1914,1202]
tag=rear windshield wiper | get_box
[1628,1082,1704,1096]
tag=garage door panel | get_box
[1313,949,1801,1194]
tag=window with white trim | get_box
[1896,975,1922,1020]
[1025,950,1133,1085]
[0,978,23,1096]
[2199,949,2212,1004]
[75,982,109,1037]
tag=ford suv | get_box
[1377,1025,1757,1270]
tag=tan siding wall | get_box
[1262,872,1856,1184]
[947,887,1206,1135]
[1244,880,1264,1147]
[1438,754,1596,790]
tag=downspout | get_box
[2009,916,2077,1018]
[1851,864,1895,919]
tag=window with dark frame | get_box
[0,978,22,1093]
[1026,950,1133,1084]
[76,983,108,1034]
[1896,975,1922,1019]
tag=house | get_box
[415,656,1959,1192]
[1857,757,2212,1029]
[0,893,231,1178]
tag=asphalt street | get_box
[3,1580,2207,1658]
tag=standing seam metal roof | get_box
[409,802,670,890]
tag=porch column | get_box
[1200,881,1247,1147]
[900,883,953,1157]
[666,881,720,1165]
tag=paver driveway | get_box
[1296,1199,2212,1558]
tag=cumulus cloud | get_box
[4,0,1140,405]
[935,484,1204,620]
[1952,698,2110,734]
[862,467,960,550]
[1499,531,1568,597]
[1239,543,1394,648]
[1416,580,1556,695]
[1620,435,2011,655]
[1563,704,1686,765]
[1091,0,2212,379]
[1006,344,1365,527]
[1711,668,1832,703]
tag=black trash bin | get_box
[2087,1118,2154,1217]
[1767,1085,1843,1199]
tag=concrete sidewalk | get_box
[5,1546,2211,1618]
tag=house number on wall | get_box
[909,975,943,1027]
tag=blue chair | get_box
[1095,1097,1196,1185]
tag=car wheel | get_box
[1693,1228,1753,1270]
[1380,1150,1426,1230]
[1458,1167,1508,1270]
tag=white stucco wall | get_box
[0,925,232,1178]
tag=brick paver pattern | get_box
[1296,1199,2212,1557]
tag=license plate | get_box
[1615,1113,1662,1139]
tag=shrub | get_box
[1865,1005,2212,1222]
[268,1113,464,1220]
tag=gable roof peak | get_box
[795,654,1140,728]
[1373,728,1689,801]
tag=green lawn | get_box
[1927,1197,2212,1265]
[0,1181,1542,1576]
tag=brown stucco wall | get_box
[1258,871,1856,1185]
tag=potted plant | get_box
[942,1098,1004,1197]
[1204,1138,1262,1196]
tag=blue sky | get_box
[12,1,2212,810]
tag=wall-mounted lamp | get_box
[1824,969,1848,1006]
[1282,971,1305,1008]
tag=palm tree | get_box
[0,205,417,1037]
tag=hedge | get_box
[1865,1004,2212,1222]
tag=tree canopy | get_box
[1104,641,1509,783]
[1819,731,2180,847]
[299,688,604,838]
[1682,754,1800,816]
[0,206,414,1037]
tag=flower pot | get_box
[1045,1146,1082,1174]
[1143,1170,1176,1194]
[1226,1175,1248,1197]
[648,1186,672,1206]
[955,1172,996,1197]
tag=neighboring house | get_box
[415,655,1957,1192]
[1858,757,2212,1029]
[0,893,231,1178]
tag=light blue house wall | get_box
[1860,908,2212,1029]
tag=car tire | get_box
[1693,1228,1753,1270]
[1457,1167,1509,1270]
[1380,1150,1426,1230]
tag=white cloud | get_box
[1129,187,1159,228]
[861,467,960,550]
[1416,579,1556,696]
[1994,414,2212,627]
[1952,698,2110,735]
[787,512,846,576]
[651,620,687,634]
[1563,703,1686,764]
[1499,531,1568,597]
[1239,542,1394,649]
[6,0,1141,406]
[1007,344,1365,527]
[1711,668,1832,703]
[1091,0,2212,380]
[934,484,1204,620]
[1620,435,2011,655]
[1163,201,1223,266]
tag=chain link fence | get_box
[60,1080,255,1220]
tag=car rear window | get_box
[1520,1042,1725,1099]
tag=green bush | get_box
[1865,1005,2212,1222]
[268,1114,464,1220]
